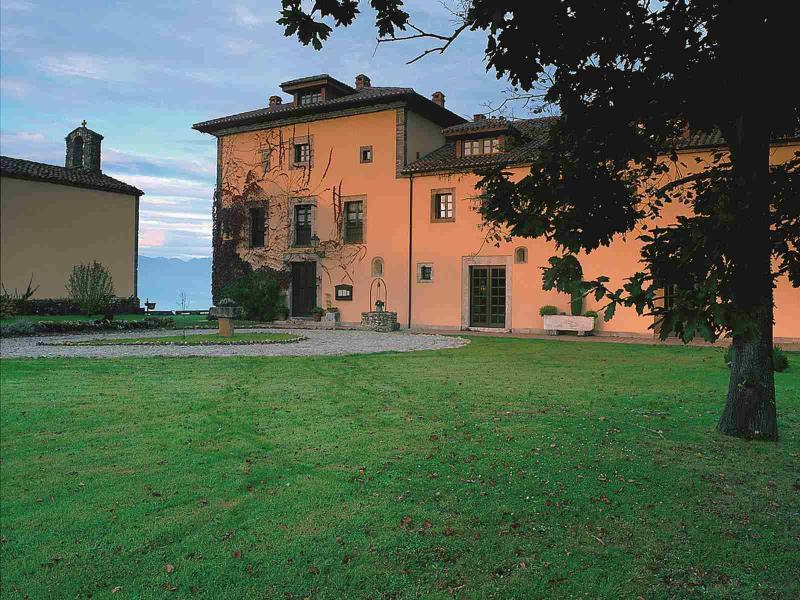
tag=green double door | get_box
[469,266,506,328]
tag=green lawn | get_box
[49,332,302,346]
[1,338,798,599]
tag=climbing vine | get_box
[211,125,367,303]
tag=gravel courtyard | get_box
[0,328,468,358]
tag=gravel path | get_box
[0,328,469,359]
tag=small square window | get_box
[514,247,528,264]
[417,263,434,283]
[360,145,373,163]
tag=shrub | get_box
[1,276,39,318]
[774,347,789,372]
[66,262,114,315]
[539,305,558,316]
[723,345,789,373]
[222,270,286,322]
[9,296,140,316]
[0,320,37,337]
[583,310,599,319]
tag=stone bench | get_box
[543,315,595,336]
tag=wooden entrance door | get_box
[469,266,506,328]
[291,262,316,317]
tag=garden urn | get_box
[209,299,243,337]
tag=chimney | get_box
[473,113,486,121]
[269,95,283,107]
[431,91,445,107]
[355,74,371,90]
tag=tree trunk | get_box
[715,43,777,439]
[717,311,777,440]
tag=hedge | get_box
[0,317,174,338]
[14,296,142,316]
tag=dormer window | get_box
[299,90,322,106]
[463,140,481,156]
[483,138,500,154]
[463,138,500,156]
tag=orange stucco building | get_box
[194,74,799,341]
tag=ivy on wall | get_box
[211,126,367,305]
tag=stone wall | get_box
[361,311,399,332]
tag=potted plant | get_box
[275,303,289,321]
[325,306,341,323]
[311,306,325,322]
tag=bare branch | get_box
[377,21,469,65]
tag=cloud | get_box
[104,172,213,199]
[140,210,211,222]
[139,229,167,248]
[103,148,215,180]
[224,39,258,55]
[0,77,33,98]
[0,0,34,12]
[233,4,264,28]
[1,130,46,143]
[39,53,115,80]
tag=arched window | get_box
[371,257,384,277]
[514,247,528,264]
[72,137,84,168]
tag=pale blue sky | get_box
[1,0,519,258]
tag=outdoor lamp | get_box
[310,234,320,251]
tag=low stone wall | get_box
[361,311,399,332]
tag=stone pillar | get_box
[219,317,234,337]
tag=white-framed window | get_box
[463,140,481,156]
[482,138,500,154]
[431,189,455,222]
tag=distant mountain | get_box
[137,256,212,311]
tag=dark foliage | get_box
[222,269,288,322]
[12,296,141,316]
[0,317,173,338]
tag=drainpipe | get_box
[407,174,414,329]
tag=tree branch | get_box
[377,21,469,65]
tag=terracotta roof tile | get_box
[193,86,464,133]
[405,117,798,175]
[0,156,143,196]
